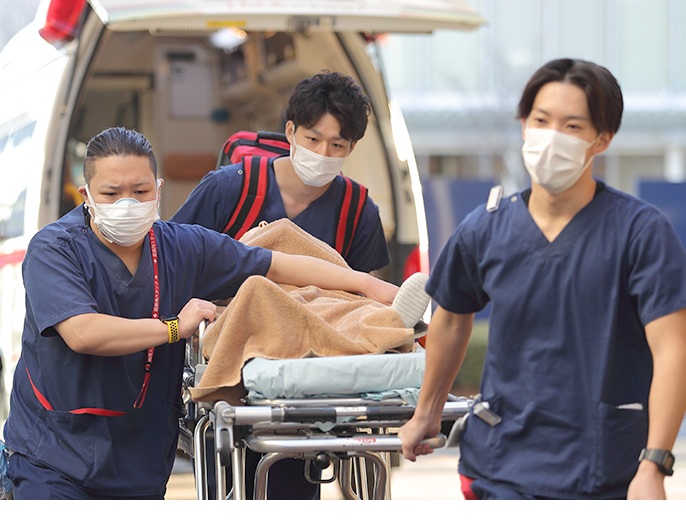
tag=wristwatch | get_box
[638,448,675,476]
[160,316,180,344]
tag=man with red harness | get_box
[1,127,399,500]
[171,71,391,499]
[170,71,390,274]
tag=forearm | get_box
[399,307,474,461]
[54,298,218,356]
[628,309,686,498]
[631,344,686,493]
[266,251,396,303]
[55,313,170,356]
[415,308,475,423]
[646,353,686,452]
[644,309,686,452]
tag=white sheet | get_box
[242,350,425,402]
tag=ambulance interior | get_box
[64,27,402,277]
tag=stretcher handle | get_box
[219,400,472,426]
[186,319,208,368]
[244,433,447,454]
[197,319,206,364]
[280,405,415,423]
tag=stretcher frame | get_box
[178,321,470,500]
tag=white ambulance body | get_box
[0,0,484,424]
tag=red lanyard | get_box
[27,228,160,416]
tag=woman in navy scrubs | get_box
[2,127,398,500]
[400,59,686,500]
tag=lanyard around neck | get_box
[27,228,161,416]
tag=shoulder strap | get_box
[224,164,368,256]
[335,176,368,258]
[223,155,270,240]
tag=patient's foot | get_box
[392,273,431,328]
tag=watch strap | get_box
[161,317,180,344]
[639,448,675,476]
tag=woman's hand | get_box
[177,298,218,340]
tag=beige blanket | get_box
[190,219,414,405]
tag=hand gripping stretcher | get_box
[177,321,472,500]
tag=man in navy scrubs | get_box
[171,71,391,499]
[400,59,686,500]
[2,127,398,500]
[170,71,390,274]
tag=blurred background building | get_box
[3,0,686,269]
[382,0,686,188]
[375,0,686,268]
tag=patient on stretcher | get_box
[189,219,430,405]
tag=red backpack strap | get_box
[223,155,270,240]
[335,176,368,258]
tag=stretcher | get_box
[178,321,471,500]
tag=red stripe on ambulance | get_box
[0,250,26,268]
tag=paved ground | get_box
[165,437,686,500]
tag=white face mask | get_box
[522,128,598,194]
[290,142,348,187]
[85,181,161,247]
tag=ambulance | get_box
[0,0,484,423]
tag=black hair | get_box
[83,127,157,184]
[284,71,371,142]
[517,58,623,134]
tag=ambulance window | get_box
[0,121,37,240]
[10,122,35,147]
[0,122,36,154]
[0,189,25,240]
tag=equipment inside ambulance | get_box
[0,0,484,425]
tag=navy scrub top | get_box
[170,158,391,273]
[427,183,686,499]
[4,206,271,497]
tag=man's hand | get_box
[627,460,667,499]
[398,415,441,462]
